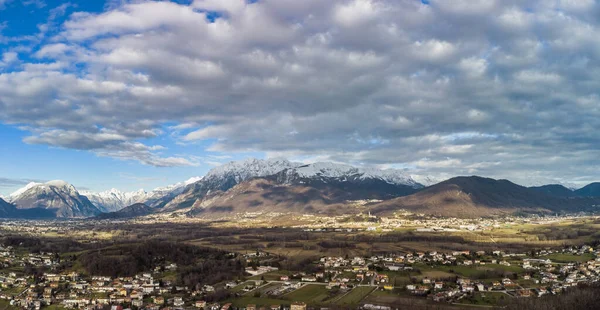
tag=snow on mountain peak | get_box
[9,182,42,199]
[9,180,81,201]
[203,158,422,188]
[295,162,358,178]
[205,158,297,182]
[293,162,421,188]
[184,176,203,185]
[82,176,202,212]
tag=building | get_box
[290,302,307,310]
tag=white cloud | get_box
[0,0,599,184]
[333,0,382,28]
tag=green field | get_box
[43,305,67,310]
[336,286,375,305]
[0,299,17,310]
[544,253,594,263]
[227,296,289,307]
[418,263,524,279]
[457,292,510,306]
[376,271,413,287]
[248,270,291,281]
[283,284,334,304]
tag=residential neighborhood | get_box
[0,239,598,310]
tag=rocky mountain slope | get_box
[529,184,577,198]
[187,178,351,217]
[161,158,422,212]
[574,183,600,197]
[82,177,202,212]
[94,203,154,220]
[9,180,102,218]
[371,176,600,218]
[0,198,16,218]
[82,188,149,213]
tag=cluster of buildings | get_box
[310,245,600,305]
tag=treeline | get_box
[317,241,357,249]
[177,258,245,289]
[337,232,468,244]
[531,224,598,241]
[78,240,239,278]
[504,283,600,310]
[97,223,310,243]
[1,235,99,253]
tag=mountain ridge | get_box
[9,180,101,218]
[81,177,202,212]
[160,158,422,211]
[94,203,154,220]
[5,158,600,220]
[370,176,600,218]
[574,183,600,197]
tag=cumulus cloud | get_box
[1,0,600,184]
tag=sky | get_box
[1,0,600,195]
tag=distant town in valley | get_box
[2,158,600,310]
[1,212,600,310]
[2,0,600,309]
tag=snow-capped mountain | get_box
[287,162,422,188]
[202,159,422,188]
[9,180,101,218]
[161,158,297,210]
[9,181,41,200]
[163,158,424,211]
[82,177,202,212]
[82,188,150,213]
[3,158,428,217]
[411,175,446,187]
[204,158,297,183]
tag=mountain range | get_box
[94,203,154,220]
[80,177,202,212]
[3,158,600,219]
[6,180,101,218]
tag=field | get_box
[363,289,466,309]
[458,292,509,306]
[283,284,334,304]
[2,216,600,309]
[336,286,376,306]
[0,299,16,310]
[543,253,594,263]
[226,296,288,307]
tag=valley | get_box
[2,159,600,309]
[0,213,600,309]
[2,159,600,221]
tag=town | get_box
[0,233,599,310]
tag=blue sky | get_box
[2,0,600,195]
[0,0,260,194]
[0,1,266,195]
[0,122,253,194]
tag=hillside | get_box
[9,180,101,218]
[187,178,357,217]
[0,198,16,218]
[529,184,576,198]
[82,177,202,212]
[575,183,600,197]
[371,176,600,218]
[95,203,153,220]
[162,158,422,212]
